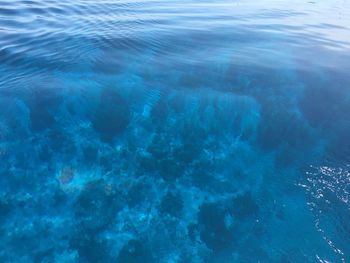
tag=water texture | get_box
[0,0,350,262]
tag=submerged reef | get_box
[0,73,348,262]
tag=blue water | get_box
[1,0,350,262]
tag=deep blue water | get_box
[1,0,350,262]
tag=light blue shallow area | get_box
[0,0,350,262]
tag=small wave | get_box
[302,163,350,261]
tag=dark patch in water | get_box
[82,145,98,164]
[70,230,113,263]
[117,239,155,263]
[0,196,12,221]
[197,202,235,252]
[92,88,130,143]
[230,192,259,219]
[27,86,62,132]
[159,191,183,217]
[74,180,121,231]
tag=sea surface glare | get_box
[0,0,350,262]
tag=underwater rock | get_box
[158,158,183,181]
[180,122,207,146]
[230,192,259,219]
[127,181,148,208]
[187,223,199,242]
[82,146,98,164]
[147,135,170,159]
[74,180,120,231]
[27,86,62,132]
[33,248,55,263]
[197,202,235,252]
[99,153,119,172]
[280,254,293,263]
[92,88,130,143]
[38,145,52,163]
[138,138,184,181]
[12,152,31,170]
[58,167,75,185]
[0,197,12,220]
[138,153,158,173]
[51,189,69,207]
[173,141,202,164]
[188,161,216,190]
[47,128,76,156]
[159,191,183,218]
[0,101,28,142]
[117,239,155,263]
[70,231,112,263]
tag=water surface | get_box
[1,0,350,262]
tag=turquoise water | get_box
[1,0,350,262]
